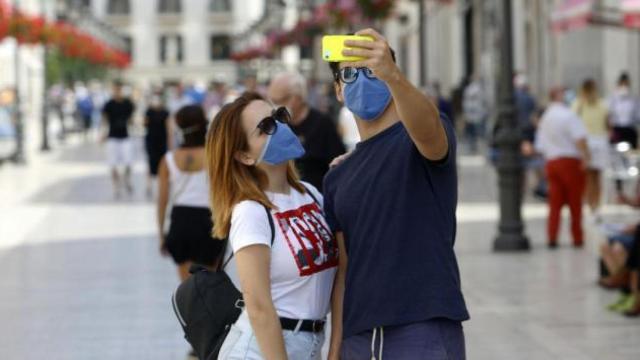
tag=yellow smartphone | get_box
[321,35,373,62]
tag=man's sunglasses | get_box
[335,67,377,84]
[256,107,291,135]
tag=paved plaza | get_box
[1,138,640,359]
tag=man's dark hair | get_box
[619,72,631,86]
[329,47,397,84]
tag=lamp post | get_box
[12,0,25,163]
[493,0,530,251]
[418,0,427,87]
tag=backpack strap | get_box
[300,183,320,206]
[221,204,275,270]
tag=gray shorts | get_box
[341,319,465,360]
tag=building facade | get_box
[91,0,264,87]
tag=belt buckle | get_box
[312,320,322,332]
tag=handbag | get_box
[171,204,275,360]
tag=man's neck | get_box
[292,104,310,126]
[355,102,399,141]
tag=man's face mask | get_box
[340,67,392,121]
[256,107,305,165]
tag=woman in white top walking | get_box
[157,105,223,281]
[206,92,337,359]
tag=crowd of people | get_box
[94,29,640,358]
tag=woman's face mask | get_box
[247,106,305,166]
[257,122,305,165]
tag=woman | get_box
[206,92,337,359]
[157,105,222,281]
[572,79,609,220]
[144,94,170,198]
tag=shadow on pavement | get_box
[0,235,189,359]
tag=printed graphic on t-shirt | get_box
[274,203,338,276]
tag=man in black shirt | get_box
[102,82,135,198]
[267,72,346,192]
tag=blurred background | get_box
[1,0,640,359]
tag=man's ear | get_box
[234,150,256,166]
[334,82,344,103]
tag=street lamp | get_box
[12,0,25,163]
[493,0,530,251]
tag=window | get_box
[300,42,313,60]
[210,35,231,60]
[158,0,181,14]
[209,0,231,12]
[160,35,183,64]
[107,0,129,14]
[123,36,133,57]
[80,0,91,8]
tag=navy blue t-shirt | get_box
[323,118,469,338]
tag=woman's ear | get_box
[234,150,256,166]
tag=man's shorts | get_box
[106,138,133,167]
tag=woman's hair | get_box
[579,79,598,105]
[205,92,305,239]
[175,105,207,147]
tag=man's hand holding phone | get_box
[340,29,401,84]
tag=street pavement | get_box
[1,137,640,360]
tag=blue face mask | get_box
[344,71,392,121]
[257,122,305,165]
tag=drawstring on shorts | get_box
[370,327,384,360]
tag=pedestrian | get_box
[535,87,590,248]
[462,75,489,153]
[144,94,170,198]
[206,92,336,359]
[431,81,455,123]
[572,79,609,221]
[324,28,469,359]
[267,71,346,192]
[75,83,94,140]
[102,82,135,199]
[157,105,222,280]
[609,72,640,149]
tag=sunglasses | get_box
[256,106,291,135]
[336,67,377,84]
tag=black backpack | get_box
[171,205,274,360]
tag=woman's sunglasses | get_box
[336,67,377,84]
[256,107,291,135]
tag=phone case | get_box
[321,35,372,62]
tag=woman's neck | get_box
[260,163,290,194]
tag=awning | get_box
[551,0,594,32]
[622,0,640,28]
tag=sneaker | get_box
[614,294,636,313]
[607,293,631,311]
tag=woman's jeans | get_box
[218,311,325,359]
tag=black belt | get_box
[280,317,325,333]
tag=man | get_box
[514,74,546,199]
[535,87,590,248]
[462,75,489,153]
[268,72,346,191]
[102,82,135,199]
[609,72,640,149]
[323,29,469,359]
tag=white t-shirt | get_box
[224,183,337,320]
[535,102,588,160]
